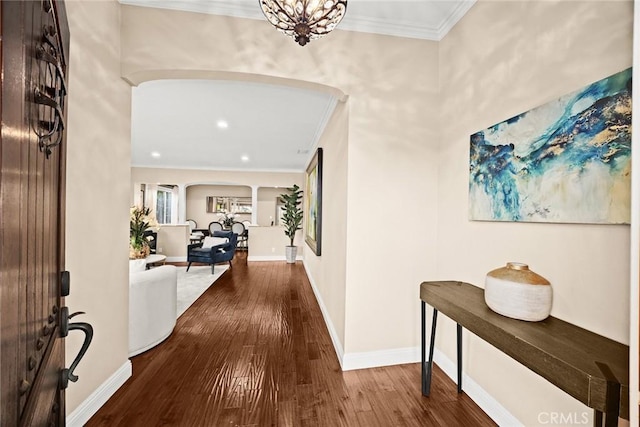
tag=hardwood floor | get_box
[87,253,496,426]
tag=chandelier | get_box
[259,0,348,46]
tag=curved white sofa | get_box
[129,265,177,357]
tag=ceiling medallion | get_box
[259,0,348,46]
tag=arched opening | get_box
[129,71,349,263]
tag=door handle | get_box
[60,307,93,389]
[60,270,70,297]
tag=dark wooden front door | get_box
[1,1,70,425]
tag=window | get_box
[156,187,172,224]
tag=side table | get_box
[145,254,167,269]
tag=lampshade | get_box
[259,0,348,46]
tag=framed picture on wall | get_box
[469,67,632,224]
[305,148,323,256]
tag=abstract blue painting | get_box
[469,68,632,224]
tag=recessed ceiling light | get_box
[241,155,250,162]
[217,120,229,129]
[151,151,161,158]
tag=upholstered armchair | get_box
[186,230,237,273]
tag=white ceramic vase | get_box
[484,262,552,322]
[285,246,297,264]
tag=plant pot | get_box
[129,258,147,274]
[484,262,552,322]
[130,242,150,260]
[285,246,297,264]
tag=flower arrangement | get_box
[130,206,159,259]
[218,212,236,228]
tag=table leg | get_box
[457,323,462,393]
[422,302,438,397]
[593,361,620,427]
[602,407,619,426]
[421,301,426,395]
[593,405,619,426]
[593,410,602,427]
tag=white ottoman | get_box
[129,265,177,356]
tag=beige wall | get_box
[63,1,636,424]
[303,101,350,354]
[135,174,305,259]
[186,184,252,228]
[248,226,304,260]
[65,0,131,414]
[132,169,304,256]
[438,0,633,424]
[342,49,439,354]
[257,187,284,226]
[156,225,189,258]
[122,5,441,362]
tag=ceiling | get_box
[131,80,337,172]
[127,0,476,172]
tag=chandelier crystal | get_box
[259,0,348,46]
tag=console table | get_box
[420,281,629,427]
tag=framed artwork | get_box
[305,148,323,255]
[469,67,632,224]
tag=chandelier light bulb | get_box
[259,0,348,46]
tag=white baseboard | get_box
[342,347,419,371]
[248,255,303,262]
[432,348,522,426]
[302,260,345,369]
[169,254,299,263]
[66,360,132,427]
[337,345,518,425]
[296,262,519,426]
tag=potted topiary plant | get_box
[280,184,303,263]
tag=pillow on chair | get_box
[201,236,229,249]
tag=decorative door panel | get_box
[1,1,75,425]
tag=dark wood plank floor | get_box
[87,253,495,426]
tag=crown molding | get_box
[120,0,265,20]
[339,15,441,40]
[436,0,476,39]
[119,0,476,41]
